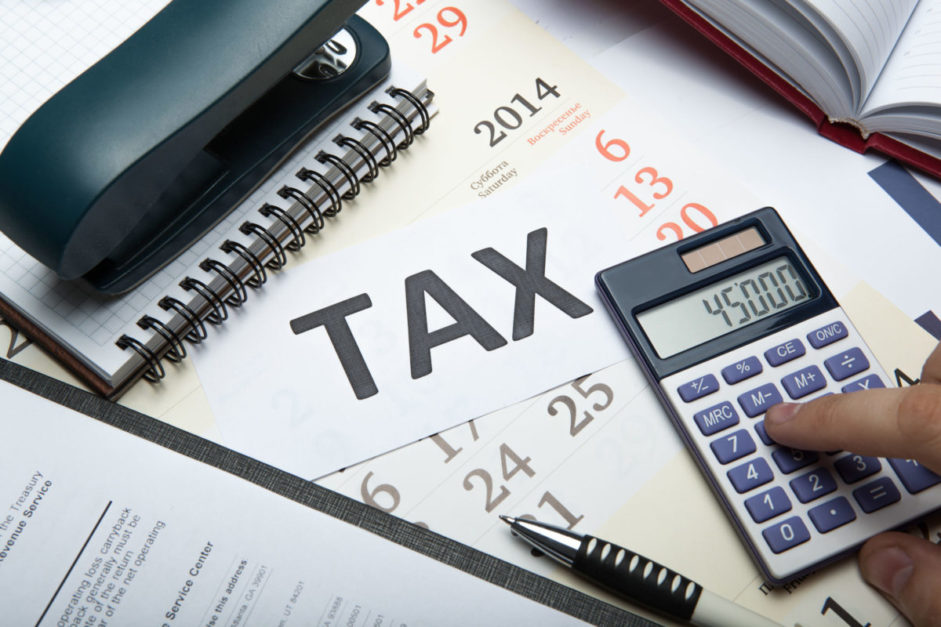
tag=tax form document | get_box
[0,381,587,626]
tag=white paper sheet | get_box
[192,178,633,478]
[0,379,585,626]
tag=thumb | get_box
[859,531,941,627]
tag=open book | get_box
[659,0,941,176]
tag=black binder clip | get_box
[0,0,390,294]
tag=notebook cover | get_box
[0,295,137,398]
[657,0,941,180]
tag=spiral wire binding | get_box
[116,84,434,384]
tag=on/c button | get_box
[807,321,848,349]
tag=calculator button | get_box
[762,516,810,553]
[693,401,739,436]
[771,447,819,474]
[754,421,775,445]
[887,458,941,493]
[807,321,848,349]
[745,486,791,523]
[781,365,826,399]
[721,357,762,384]
[853,477,901,513]
[737,383,783,417]
[727,457,774,493]
[834,454,881,484]
[824,348,869,381]
[808,497,856,533]
[677,374,719,402]
[841,374,885,393]
[710,429,756,464]
[764,339,805,367]
[789,468,836,503]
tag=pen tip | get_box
[498,514,516,525]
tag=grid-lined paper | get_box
[0,0,172,149]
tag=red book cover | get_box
[657,0,941,180]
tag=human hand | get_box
[765,341,941,627]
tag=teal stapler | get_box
[0,0,388,294]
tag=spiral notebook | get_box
[0,2,436,397]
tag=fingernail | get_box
[765,402,802,425]
[864,546,914,598]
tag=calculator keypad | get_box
[662,310,941,582]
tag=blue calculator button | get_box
[727,457,774,493]
[824,348,869,381]
[789,467,837,503]
[781,365,826,399]
[887,458,941,493]
[755,420,776,446]
[693,401,739,435]
[721,357,762,384]
[762,516,810,553]
[834,454,881,484]
[737,383,783,417]
[853,477,901,513]
[745,486,791,523]
[772,447,819,474]
[764,339,805,367]
[807,321,848,349]
[677,374,719,402]
[808,497,856,533]
[710,429,756,464]
[841,374,885,393]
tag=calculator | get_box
[595,207,941,583]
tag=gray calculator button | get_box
[834,454,881,484]
[762,516,810,553]
[745,486,791,523]
[841,374,885,393]
[807,321,848,349]
[853,477,901,513]
[789,467,836,503]
[737,383,783,417]
[764,339,805,366]
[888,458,941,493]
[678,374,719,402]
[772,447,818,474]
[727,457,773,493]
[693,401,739,435]
[824,348,869,381]
[781,365,826,399]
[808,497,856,533]
[710,429,756,464]
[721,356,762,384]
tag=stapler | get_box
[0,0,388,294]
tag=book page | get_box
[688,0,856,117]
[861,0,941,124]
[0,378,588,626]
[791,0,918,106]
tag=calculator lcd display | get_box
[636,257,810,358]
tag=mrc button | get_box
[807,321,848,348]
[693,401,739,435]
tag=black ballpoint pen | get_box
[500,516,780,627]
